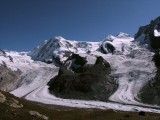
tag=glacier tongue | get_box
[108,44,156,105]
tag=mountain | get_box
[29,36,100,65]
[29,33,133,65]
[1,19,160,114]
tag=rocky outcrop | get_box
[0,91,23,108]
[135,16,160,39]
[139,68,160,105]
[6,97,23,108]
[48,54,118,101]
[101,41,116,54]
[0,92,6,103]
[0,49,6,56]
[29,111,48,120]
[0,63,21,92]
[139,53,160,105]
[135,16,160,49]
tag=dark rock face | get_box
[135,16,160,49]
[0,63,21,92]
[0,49,6,56]
[139,69,160,105]
[135,16,160,39]
[100,41,116,54]
[138,111,146,116]
[139,53,160,105]
[140,63,160,105]
[152,53,160,67]
[148,33,160,49]
[48,54,118,101]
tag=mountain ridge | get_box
[29,32,133,65]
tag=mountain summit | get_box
[29,32,133,65]
[117,32,131,38]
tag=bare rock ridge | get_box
[135,16,160,50]
[48,53,118,101]
[0,49,6,56]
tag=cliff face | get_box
[48,54,118,101]
[135,16,160,49]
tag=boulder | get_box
[138,111,146,116]
[5,98,23,108]
[29,111,48,120]
[0,92,6,103]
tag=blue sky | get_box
[0,0,160,51]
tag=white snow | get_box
[116,32,131,39]
[102,34,134,54]
[104,35,116,41]
[0,34,159,113]
[154,29,160,37]
[29,36,100,63]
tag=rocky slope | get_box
[0,62,21,92]
[2,90,160,120]
[139,53,160,105]
[135,16,160,50]
[48,53,118,101]
[0,90,49,120]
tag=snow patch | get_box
[154,29,160,37]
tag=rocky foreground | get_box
[1,90,160,120]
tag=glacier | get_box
[0,33,160,113]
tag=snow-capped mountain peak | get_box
[104,35,116,41]
[29,37,101,64]
[117,32,130,38]
[54,36,66,41]
[29,32,134,66]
